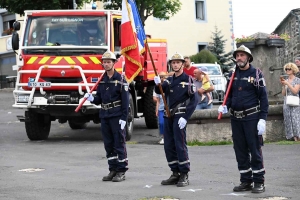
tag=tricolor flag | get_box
[121,0,146,83]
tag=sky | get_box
[232,0,300,38]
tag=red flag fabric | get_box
[121,0,146,83]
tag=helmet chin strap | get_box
[104,60,115,72]
[238,58,250,68]
[174,62,184,72]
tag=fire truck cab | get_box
[11,10,168,141]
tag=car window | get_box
[207,66,221,75]
[195,65,222,75]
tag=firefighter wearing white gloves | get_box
[257,119,266,135]
[223,45,269,193]
[218,105,228,114]
[154,52,198,187]
[154,76,161,85]
[84,93,94,102]
[119,119,126,130]
[85,50,129,182]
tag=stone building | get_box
[273,8,300,67]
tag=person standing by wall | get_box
[84,50,129,182]
[280,62,300,141]
[218,45,269,193]
[154,52,198,187]
[294,57,300,96]
[153,71,168,145]
[193,68,214,110]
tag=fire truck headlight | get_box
[16,95,30,103]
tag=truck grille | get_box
[41,77,83,83]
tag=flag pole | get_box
[218,62,236,119]
[75,73,104,113]
[145,39,171,118]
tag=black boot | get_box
[233,182,253,192]
[176,173,189,187]
[252,183,265,193]
[112,172,126,182]
[102,171,117,181]
[161,172,180,185]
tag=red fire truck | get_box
[11,10,168,141]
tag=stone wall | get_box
[273,9,300,67]
[186,105,285,143]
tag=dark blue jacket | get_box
[155,72,198,120]
[225,64,269,120]
[92,70,129,121]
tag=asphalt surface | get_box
[0,89,300,200]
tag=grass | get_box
[186,140,300,146]
[126,141,138,144]
[269,140,300,145]
[187,140,232,146]
[139,197,177,200]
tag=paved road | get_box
[0,90,300,200]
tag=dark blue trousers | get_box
[231,119,265,183]
[101,116,128,172]
[164,116,190,173]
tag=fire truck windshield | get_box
[24,16,107,47]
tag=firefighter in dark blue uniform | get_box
[154,52,198,187]
[84,50,129,182]
[218,45,269,193]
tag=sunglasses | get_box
[285,68,292,71]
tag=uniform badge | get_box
[124,85,128,91]
[181,82,185,88]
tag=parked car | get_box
[193,62,227,103]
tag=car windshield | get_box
[196,65,222,75]
[23,16,107,46]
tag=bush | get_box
[190,49,218,63]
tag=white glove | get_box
[178,117,187,129]
[119,119,126,130]
[84,93,94,102]
[218,105,228,114]
[154,76,161,85]
[257,119,266,135]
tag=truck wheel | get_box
[143,85,158,129]
[68,121,88,129]
[25,111,51,140]
[126,94,134,141]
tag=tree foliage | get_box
[208,26,233,72]
[0,0,91,15]
[99,0,182,26]
[190,49,218,64]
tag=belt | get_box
[101,100,121,110]
[164,107,186,116]
[229,106,260,118]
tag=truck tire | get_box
[68,121,88,129]
[25,111,51,140]
[126,93,134,141]
[143,85,158,129]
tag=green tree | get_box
[0,0,91,15]
[208,26,233,72]
[99,0,182,26]
[190,49,218,64]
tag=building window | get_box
[195,0,206,20]
[197,43,207,52]
[2,14,16,36]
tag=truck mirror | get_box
[13,21,20,31]
[12,32,19,50]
